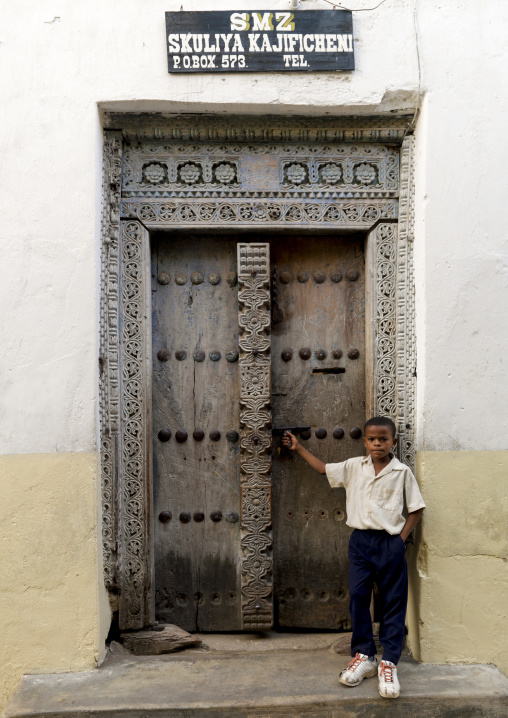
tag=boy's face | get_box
[363,425,396,460]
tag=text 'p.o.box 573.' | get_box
[165,10,354,73]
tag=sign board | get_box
[165,10,354,73]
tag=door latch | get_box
[272,425,311,449]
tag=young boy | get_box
[283,416,425,699]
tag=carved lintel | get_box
[104,112,412,143]
[238,243,273,631]
[121,199,398,228]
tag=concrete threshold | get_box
[4,636,508,718]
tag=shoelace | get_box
[380,662,395,682]
[346,653,365,671]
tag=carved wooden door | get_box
[152,236,272,631]
[152,234,364,632]
[271,235,365,629]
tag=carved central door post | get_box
[237,244,273,630]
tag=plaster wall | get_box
[1,0,508,711]
[0,452,109,712]
[405,2,508,674]
[414,1,508,451]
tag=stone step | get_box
[5,644,508,718]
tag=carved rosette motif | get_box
[118,220,151,630]
[237,243,273,631]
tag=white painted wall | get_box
[414,1,508,452]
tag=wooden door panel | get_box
[271,235,366,628]
[152,234,241,631]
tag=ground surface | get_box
[4,633,508,717]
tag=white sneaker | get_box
[378,659,400,698]
[339,653,378,687]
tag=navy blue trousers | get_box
[348,528,408,665]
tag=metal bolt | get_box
[226,272,237,287]
[193,430,204,441]
[193,511,205,522]
[209,272,221,285]
[252,435,260,445]
[346,269,360,281]
[175,430,188,443]
[281,349,293,362]
[314,349,327,361]
[347,348,360,360]
[191,272,204,285]
[300,429,311,440]
[175,350,187,361]
[175,272,187,285]
[158,511,172,523]
[226,430,239,443]
[210,510,223,522]
[332,348,343,360]
[330,271,342,283]
[157,272,170,285]
[252,348,260,356]
[209,351,221,362]
[226,511,239,523]
[157,349,170,362]
[299,347,311,360]
[158,428,172,442]
[349,427,362,439]
[179,512,191,523]
[226,350,239,362]
[193,349,205,362]
[315,427,327,439]
[297,271,309,283]
[333,427,345,440]
[279,271,293,284]
[209,430,221,442]
[312,271,326,284]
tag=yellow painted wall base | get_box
[407,451,508,677]
[0,452,109,713]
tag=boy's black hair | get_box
[364,416,397,438]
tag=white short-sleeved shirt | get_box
[325,455,426,535]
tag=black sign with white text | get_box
[165,10,354,73]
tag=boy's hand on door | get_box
[283,431,299,450]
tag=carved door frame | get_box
[99,115,416,630]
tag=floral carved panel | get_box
[237,244,273,631]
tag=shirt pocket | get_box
[370,475,403,513]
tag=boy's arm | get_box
[282,431,326,474]
[400,507,424,542]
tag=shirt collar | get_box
[362,454,404,472]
